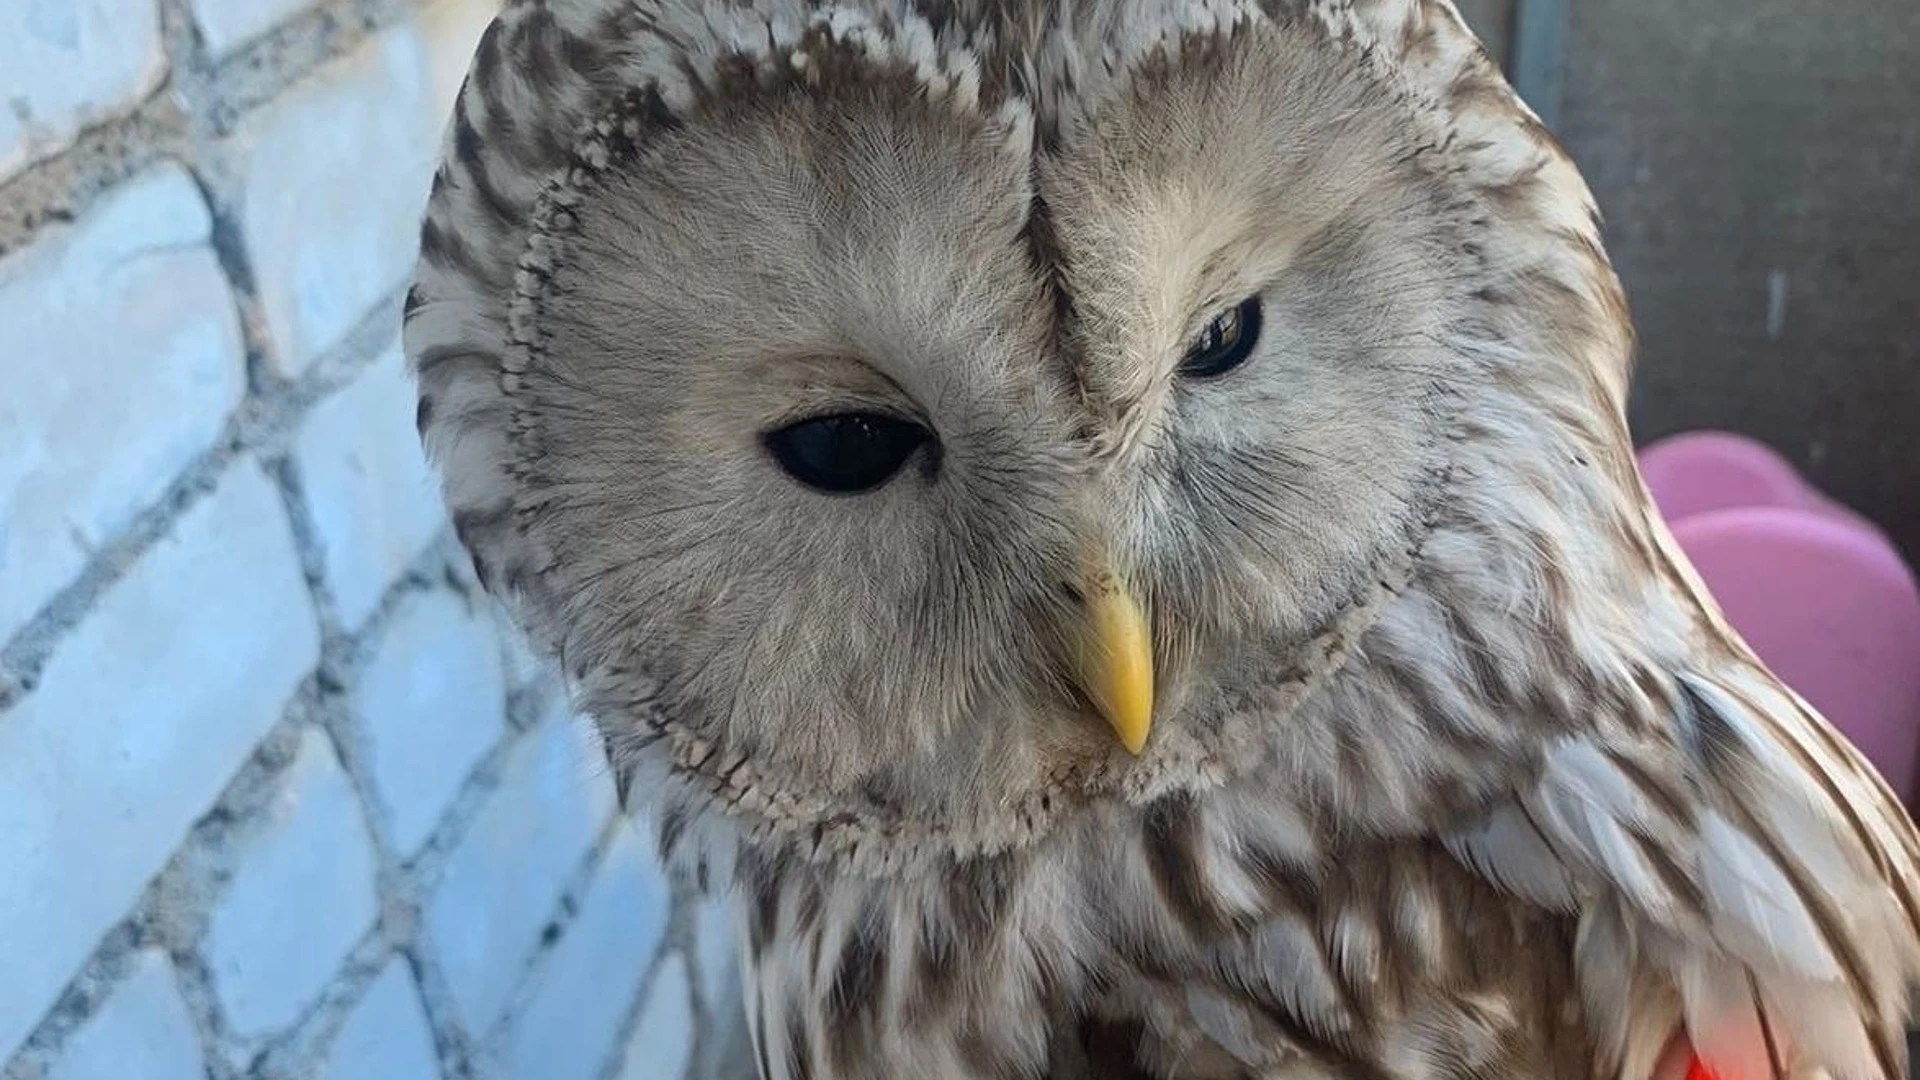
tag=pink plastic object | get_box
[1638,432,1920,805]
[1639,430,1871,528]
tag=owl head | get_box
[406,0,1642,868]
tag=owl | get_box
[402,1,1920,1077]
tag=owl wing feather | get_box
[1451,655,1920,1080]
[1323,1,1920,1073]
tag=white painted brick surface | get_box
[693,896,739,1017]
[3,2,734,1075]
[0,0,165,180]
[205,729,379,1039]
[691,893,751,1079]
[620,954,694,1080]
[321,961,442,1080]
[426,709,616,1033]
[44,951,203,1080]
[0,165,246,641]
[496,608,548,691]
[189,0,322,59]
[0,463,318,1064]
[694,892,749,1077]
[295,341,448,628]
[421,0,501,119]
[358,587,506,855]
[501,825,671,1080]
[238,23,441,373]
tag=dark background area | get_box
[1455,0,1920,561]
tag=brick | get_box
[0,463,318,1064]
[238,23,441,373]
[357,587,506,855]
[425,710,615,1034]
[294,341,448,628]
[692,893,748,1079]
[0,165,246,641]
[205,729,380,1039]
[500,825,671,1080]
[698,892,745,1006]
[0,0,165,179]
[45,951,203,1080]
[704,1006,760,1080]
[188,0,318,58]
[618,954,693,1080]
[320,961,441,1080]
[494,606,547,692]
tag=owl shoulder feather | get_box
[1448,646,1920,1080]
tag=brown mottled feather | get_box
[405,1,1920,1078]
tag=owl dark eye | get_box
[763,412,931,494]
[1178,296,1263,379]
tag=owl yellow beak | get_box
[1073,560,1155,755]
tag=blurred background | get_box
[0,2,1914,1079]
[1461,0,1920,562]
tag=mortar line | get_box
[592,931,679,1080]
[133,695,331,1080]
[397,652,552,891]
[265,454,350,666]
[593,881,707,1080]
[299,533,449,928]
[284,534,520,1080]
[475,814,636,1060]
[674,887,729,1080]
[171,948,249,1080]
[0,2,712,1076]
[0,922,145,1080]
[0,0,439,257]
[0,288,409,711]
[239,914,407,1079]
[0,682,319,1076]
[390,679,557,1080]
[1,538,511,1077]
[305,535,523,1080]
[155,0,222,134]
[378,699,554,1069]
[180,158,287,394]
[402,933,480,1080]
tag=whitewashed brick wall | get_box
[0,2,746,1077]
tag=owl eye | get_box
[1178,296,1264,379]
[763,412,931,494]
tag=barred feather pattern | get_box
[403,1,1920,1077]
[721,651,1920,1079]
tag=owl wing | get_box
[1304,3,1920,1075]
[1448,646,1920,1080]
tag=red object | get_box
[1685,1055,1719,1080]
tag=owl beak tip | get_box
[1075,560,1155,756]
[1114,706,1152,757]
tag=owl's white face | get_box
[503,15,1463,837]
[412,2,1514,861]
